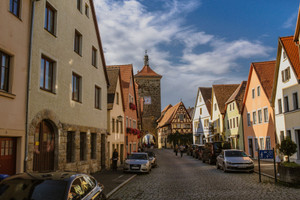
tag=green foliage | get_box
[279,137,297,162]
[167,132,193,147]
[281,162,300,168]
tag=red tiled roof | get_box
[135,65,162,78]
[213,84,240,114]
[199,87,212,116]
[252,61,276,100]
[280,36,300,80]
[157,102,181,128]
[225,81,247,113]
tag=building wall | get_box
[274,48,298,144]
[135,77,161,138]
[243,69,275,158]
[283,84,300,163]
[0,0,31,174]
[193,91,211,145]
[27,0,107,173]
[211,91,223,140]
[225,101,244,150]
[107,77,125,167]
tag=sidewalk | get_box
[253,159,277,179]
[92,166,136,198]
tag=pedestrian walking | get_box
[180,145,185,157]
[112,149,118,171]
[174,144,178,156]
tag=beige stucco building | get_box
[26,0,108,173]
[0,0,31,175]
[106,67,125,168]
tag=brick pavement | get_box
[109,149,300,200]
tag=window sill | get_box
[0,90,16,99]
[44,28,57,38]
[40,88,56,95]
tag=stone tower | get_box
[134,51,162,142]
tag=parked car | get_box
[145,151,157,168]
[0,174,9,181]
[202,142,223,164]
[216,149,254,172]
[196,145,205,160]
[123,152,152,173]
[187,145,197,157]
[0,172,106,200]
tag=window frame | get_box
[252,111,257,125]
[77,0,82,12]
[278,99,283,114]
[247,113,251,126]
[263,107,269,122]
[74,30,82,56]
[72,72,81,102]
[66,131,75,163]
[9,0,21,18]
[90,133,97,160]
[0,51,10,92]
[252,88,255,99]
[44,2,56,35]
[92,46,97,67]
[257,109,262,124]
[80,132,87,161]
[257,86,260,97]
[284,96,289,113]
[85,3,89,17]
[95,86,101,109]
[40,55,55,93]
[293,92,299,110]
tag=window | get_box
[66,131,75,163]
[85,3,89,17]
[259,138,264,150]
[80,132,87,161]
[74,30,82,55]
[266,137,271,150]
[247,113,251,126]
[129,119,132,128]
[280,131,284,142]
[252,89,255,99]
[133,120,136,129]
[72,73,81,102]
[95,86,101,109]
[214,103,217,111]
[252,111,257,125]
[92,47,97,67]
[77,0,82,12]
[44,3,56,35]
[233,118,235,128]
[0,51,10,92]
[120,120,123,133]
[229,104,231,111]
[255,138,258,151]
[278,99,282,114]
[116,120,119,133]
[257,86,260,97]
[232,103,235,110]
[9,0,20,18]
[200,108,202,115]
[286,130,291,139]
[293,92,299,110]
[177,124,180,128]
[283,51,287,60]
[236,117,238,128]
[40,56,54,92]
[126,117,128,128]
[199,96,202,102]
[91,133,96,159]
[262,107,268,122]
[230,119,232,129]
[258,109,262,124]
[112,118,115,133]
[281,67,291,82]
[179,114,184,121]
[116,92,119,105]
[284,96,289,112]
[227,120,229,129]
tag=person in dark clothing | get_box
[112,149,118,171]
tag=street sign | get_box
[259,150,274,159]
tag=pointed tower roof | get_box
[135,51,162,78]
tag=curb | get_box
[106,174,137,198]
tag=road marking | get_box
[107,174,137,198]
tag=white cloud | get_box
[94,0,272,108]
[283,12,298,29]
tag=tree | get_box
[279,137,297,162]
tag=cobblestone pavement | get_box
[109,149,300,200]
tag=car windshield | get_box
[225,151,248,157]
[128,154,147,160]
[0,178,67,200]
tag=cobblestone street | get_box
[110,149,300,200]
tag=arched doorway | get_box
[142,133,156,148]
[33,120,55,172]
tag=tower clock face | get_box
[144,96,151,104]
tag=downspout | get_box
[25,0,38,172]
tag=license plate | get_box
[238,165,247,168]
[131,167,139,169]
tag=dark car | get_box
[193,145,204,159]
[202,142,223,164]
[187,145,197,157]
[196,145,205,160]
[0,172,106,200]
[145,151,157,168]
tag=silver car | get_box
[216,149,254,172]
[123,152,152,173]
[146,151,157,168]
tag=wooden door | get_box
[0,137,16,175]
[33,120,55,172]
[248,138,254,157]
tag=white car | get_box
[216,149,254,172]
[123,152,152,173]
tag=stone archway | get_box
[141,131,158,148]
[27,109,62,172]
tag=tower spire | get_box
[144,50,149,66]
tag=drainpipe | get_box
[25,0,39,172]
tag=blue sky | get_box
[94,0,299,110]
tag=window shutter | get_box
[287,67,291,80]
[281,71,284,82]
